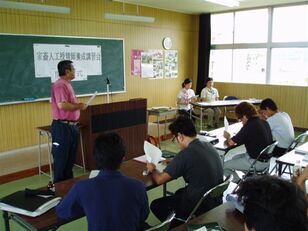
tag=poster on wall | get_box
[33,44,102,82]
[164,50,178,79]
[131,49,142,76]
[150,49,164,79]
[141,50,164,79]
[141,51,154,78]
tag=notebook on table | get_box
[187,222,225,231]
[0,190,61,217]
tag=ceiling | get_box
[112,0,308,14]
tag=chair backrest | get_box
[145,211,176,231]
[286,131,308,152]
[184,175,233,223]
[223,96,238,100]
[259,140,279,160]
[245,141,278,176]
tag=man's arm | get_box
[58,101,87,111]
[56,185,84,219]
[223,130,236,146]
[146,163,172,185]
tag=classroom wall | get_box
[216,82,308,129]
[0,0,199,153]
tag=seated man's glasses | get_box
[172,135,177,143]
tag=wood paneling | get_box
[216,82,308,129]
[0,0,198,153]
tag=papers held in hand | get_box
[86,91,98,106]
[140,141,166,172]
[0,190,61,217]
[224,116,229,131]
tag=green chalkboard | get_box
[0,34,125,104]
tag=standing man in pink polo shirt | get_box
[51,60,87,183]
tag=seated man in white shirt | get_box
[200,78,221,128]
[259,98,294,157]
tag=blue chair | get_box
[223,96,239,119]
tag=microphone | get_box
[106,77,110,85]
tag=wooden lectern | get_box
[78,98,147,170]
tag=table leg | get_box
[164,115,167,141]
[200,108,203,131]
[79,130,86,172]
[3,211,10,231]
[38,130,42,175]
[47,133,53,181]
[157,115,161,148]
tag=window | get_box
[234,9,268,43]
[211,13,233,44]
[271,48,308,86]
[272,5,308,42]
[233,49,267,83]
[209,50,232,81]
[210,3,308,86]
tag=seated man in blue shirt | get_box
[56,132,149,231]
[146,116,223,227]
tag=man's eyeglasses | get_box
[172,135,177,143]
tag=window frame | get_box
[210,2,308,86]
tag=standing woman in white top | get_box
[200,78,221,128]
[177,78,197,117]
[259,98,294,157]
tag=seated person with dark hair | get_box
[236,175,307,231]
[56,132,149,231]
[259,98,294,157]
[146,116,223,227]
[200,77,221,128]
[223,102,273,178]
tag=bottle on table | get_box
[293,159,302,177]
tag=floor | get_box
[0,120,298,230]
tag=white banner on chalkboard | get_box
[33,44,102,81]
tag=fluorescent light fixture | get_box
[205,0,239,7]
[105,13,155,23]
[0,0,70,14]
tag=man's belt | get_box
[56,120,79,126]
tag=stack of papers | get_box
[295,142,308,155]
[187,222,224,231]
[151,106,170,110]
[197,135,219,145]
